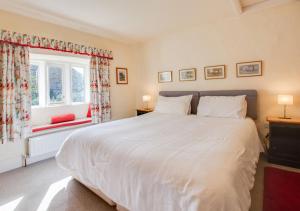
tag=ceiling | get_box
[0,0,295,43]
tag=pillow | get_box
[87,104,91,118]
[241,100,248,118]
[154,95,193,115]
[197,95,247,119]
[51,113,76,124]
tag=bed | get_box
[56,90,262,211]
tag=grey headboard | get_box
[159,90,257,119]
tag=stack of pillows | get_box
[154,95,247,119]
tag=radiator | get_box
[27,128,78,164]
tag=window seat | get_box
[32,118,92,133]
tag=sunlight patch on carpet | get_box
[37,176,72,211]
[0,196,24,211]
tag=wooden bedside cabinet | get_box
[136,108,153,116]
[267,116,300,168]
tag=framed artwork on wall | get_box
[204,65,226,80]
[179,68,196,81]
[116,67,128,84]
[158,71,172,83]
[236,61,262,77]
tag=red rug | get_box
[264,167,300,211]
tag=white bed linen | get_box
[56,113,262,211]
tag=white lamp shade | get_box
[277,95,293,105]
[142,95,151,102]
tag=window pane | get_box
[48,66,63,103]
[71,67,85,103]
[30,64,39,106]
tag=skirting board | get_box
[0,156,23,174]
[25,151,57,165]
[0,151,58,173]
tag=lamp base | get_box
[280,105,291,119]
[279,117,292,119]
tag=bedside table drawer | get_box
[270,136,300,158]
[267,117,300,168]
[270,123,300,136]
[270,137,300,153]
[268,121,300,168]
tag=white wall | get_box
[136,2,300,137]
[0,10,138,173]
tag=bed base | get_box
[72,175,129,211]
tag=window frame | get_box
[46,62,66,106]
[30,53,90,108]
[30,62,40,107]
[70,63,88,105]
[30,61,46,108]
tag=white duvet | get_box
[56,113,262,211]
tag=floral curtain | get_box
[0,29,113,59]
[90,56,111,123]
[0,42,31,144]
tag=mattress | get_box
[56,112,262,211]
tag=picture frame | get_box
[116,67,128,84]
[179,68,196,81]
[158,71,172,83]
[204,65,226,80]
[236,61,262,77]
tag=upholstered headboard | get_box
[159,90,257,119]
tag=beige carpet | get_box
[0,154,298,211]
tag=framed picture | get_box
[158,71,172,83]
[204,65,226,80]
[179,68,196,81]
[236,61,262,77]
[116,67,128,84]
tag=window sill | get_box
[32,103,89,109]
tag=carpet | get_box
[263,166,300,211]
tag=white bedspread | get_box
[56,113,262,211]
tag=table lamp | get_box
[142,95,151,110]
[277,95,293,119]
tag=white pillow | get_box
[154,95,193,115]
[197,95,247,119]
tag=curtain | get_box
[0,42,31,144]
[90,56,111,123]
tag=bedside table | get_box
[136,108,153,116]
[267,116,300,168]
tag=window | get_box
[30,54,89,107]
[48,65,64,104]
[71,66,85,103]
[30,64,39,106]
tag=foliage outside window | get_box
[30,64,39,106]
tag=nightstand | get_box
[267,116,300,168]
[136,108,153,116]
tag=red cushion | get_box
[51,113,75,124]
[32,118,92,133]
[87,104,91,118]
